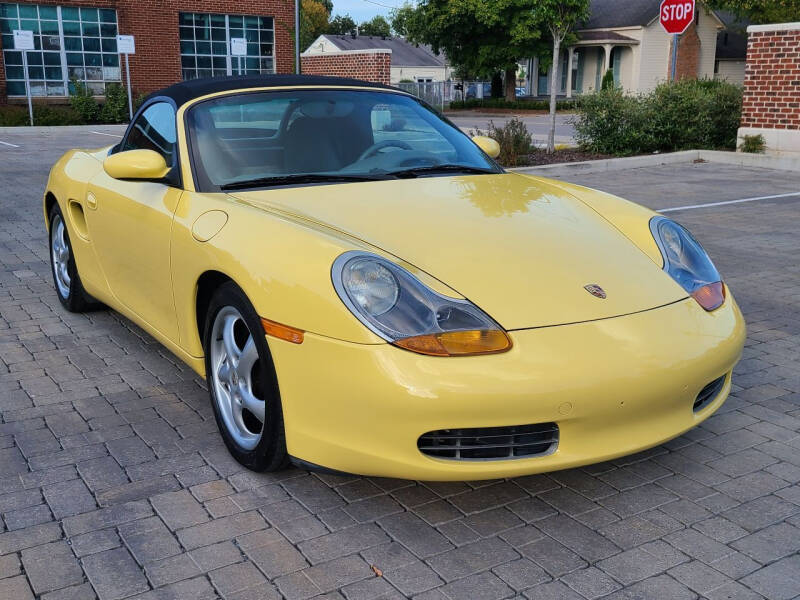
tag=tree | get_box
[318,0,334,13]
[359,15,392,37]
[705,0,800,24]
[407,1,548,102]
[300,0,330,52]
[328,14,357,35]
[390,3,418,37]
[531,0,590,153]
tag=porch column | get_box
[603,44,613,74]
[565,47,575,98]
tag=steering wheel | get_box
[357,140,413,162]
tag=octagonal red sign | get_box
[660,0,695,35]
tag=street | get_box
[447,112,578,146]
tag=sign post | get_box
[660,0,695,81]
[13,30,34,126]
[230,38,246,75]
[116,34,135,120]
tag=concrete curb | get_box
[509,149,800,177]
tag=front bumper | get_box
[270,294,745,481]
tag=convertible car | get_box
[44,75,745,480]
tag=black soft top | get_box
[147,74,397,108]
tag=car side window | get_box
[121,102,177,165]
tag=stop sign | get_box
[660,0,695,35]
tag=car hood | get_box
[231,173,686,330]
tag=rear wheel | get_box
[203,282,289,471]
[48,204,102,312]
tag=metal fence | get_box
[395,80,495,109]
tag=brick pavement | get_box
[1,128,799,599]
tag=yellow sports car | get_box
[44,75,745,480]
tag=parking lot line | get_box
[0,140,20,147]
[659,191,800,213]
[91,131,122,137]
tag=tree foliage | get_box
[705,0,800,24]
[403,0,550,101]
[300,0,330,52]
[327,14,357,35]
[359,15,392,37]
[390,3,419,37]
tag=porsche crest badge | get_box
[584,284,607,299]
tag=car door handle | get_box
[86,192,97,210]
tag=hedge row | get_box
[573,79,743,155]
[0,82,146,127]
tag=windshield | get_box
[186,89,501,191]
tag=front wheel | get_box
[203,282,289,471]
[48,204,102,312]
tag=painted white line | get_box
[658,191,800,213]
[0,140,20,148]
[90,131,122,138]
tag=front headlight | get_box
[650,216,725,311]
[332,251,511,356]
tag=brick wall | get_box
[741,24,800,129]
[301,49,391,85]
[738,23,800,152]
[0,0,295,103]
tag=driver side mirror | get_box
[472,136,501,159]
[103,149,170,181]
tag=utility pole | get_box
[295,0,301,74]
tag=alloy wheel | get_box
[209,306,267,450]
[51,214,71,299]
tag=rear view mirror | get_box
[103,149,169,181]
[472,136,501,159]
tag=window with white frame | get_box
[178,12,274,80]
[0,3,120,97]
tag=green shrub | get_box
[68,79,100,123]
[573,78,742,156]
[572,88,655,155]
[601,69,615,91]
[0,104,83,126]
[133,93,148,112]
[472,118,534,167]
[739,134,766,153]
[98,83,130,123]
[449,98,576,111]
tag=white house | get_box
[528,0,746,97]
[304,34,451,84]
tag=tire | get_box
[203,282,289,471]
[48,204,102,312]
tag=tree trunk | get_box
[547,34,561,154]
[504,66,517,102]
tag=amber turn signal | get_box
[261,318,304,344]
[691,282,726,312]
[393,329,512,357]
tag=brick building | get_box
[738,22,800,153]
[0,0,295,103]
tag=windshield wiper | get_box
[386,164,498,179]
[220,173,392,191]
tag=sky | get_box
[330,0,398,22]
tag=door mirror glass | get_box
[103,149,170,181]
[472,135,501,159]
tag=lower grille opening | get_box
[694,375,726,412]
[418,423,559,461]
